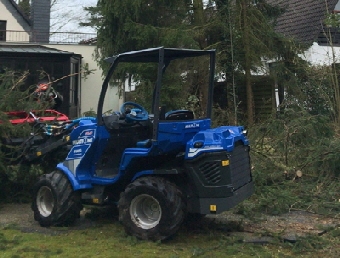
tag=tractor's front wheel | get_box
[118,177,185,241]
[32,170,82,227]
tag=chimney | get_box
[31,0,51,43]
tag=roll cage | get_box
[96,47,216,140]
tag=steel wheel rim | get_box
[36,186,54,217]
[130,194,162,229]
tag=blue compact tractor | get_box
[32,47,254,241]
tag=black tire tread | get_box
[32,170,82,227]
[118,177,185,241]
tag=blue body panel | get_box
[186,126,248,159]
[157,119,211,153]
[57,118,153,190]
[57,117,248,191]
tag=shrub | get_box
[0,70,45,202]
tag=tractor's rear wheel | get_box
[32,170,82,227]
[118,177,185,241]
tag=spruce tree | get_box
[85,0,301,124]
[18,0,30,17]
[85,0,211,113]
[226,0,285,124]
[86,0,197,69]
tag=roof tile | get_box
[267,0,339,44]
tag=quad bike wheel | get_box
[32,170,82,227]
[118,177,185,241]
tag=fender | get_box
[131,170,154,181]
[56,163,92,190]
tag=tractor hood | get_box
[186,126,249,159]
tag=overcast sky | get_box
[50,0,97,33]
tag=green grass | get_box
[1,215,340,258]
[0,224,283,258]
[2,175,340,258]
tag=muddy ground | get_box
[1,203,339,242]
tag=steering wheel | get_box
[120,102,149,122]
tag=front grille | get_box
[186,144,251,188]
[199,161,221,184]
[229,145,251,189]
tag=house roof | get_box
[2,0,31,29]
[0,44,75,55]
[267,0,339,44]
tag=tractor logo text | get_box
[185,123,199,129]
[74,149,82,155]
[85,131,93,136]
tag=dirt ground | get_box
[0,203,98,235]
[210,210,340,242]
[1,203,339,242]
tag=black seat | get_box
[165,110,194,120]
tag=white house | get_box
[268,0,340,65]
[0,0,122,118]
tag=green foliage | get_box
[273,63,334,117]
[0,165,44,203]
[85,0,304,125]
[82,109,97,117]
[232,0,285,67]
[0,71,41,164]
[0,71,41,112]
[253,111,336,172]
[87,0,197,72]
[223,59,340,214]
[208,0,293,124]
[0,71,47,203]
[324,13,340,28]
[17,0,30,17]
[124,56,211,117]
[240,109,340,216]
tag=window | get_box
[70,62,78,105]
[0,20,6,41]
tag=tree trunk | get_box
[242,0,254,124]
[193,0,208,116]
[193,0,206,49]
